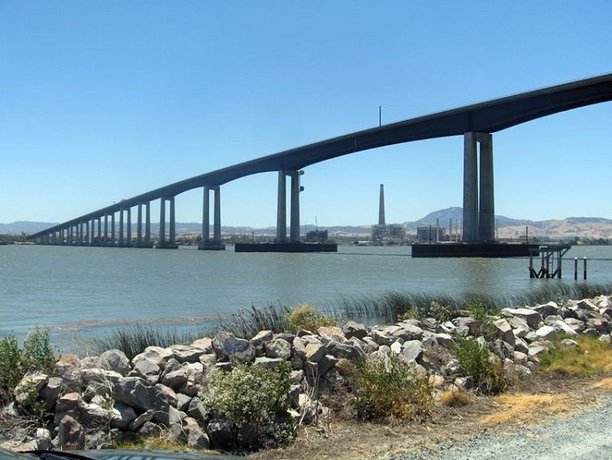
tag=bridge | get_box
[29,73,612,249]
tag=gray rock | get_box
[249,330,274,348]
[533,301,561,318]
[132,346,173,368]
[155,383,178,407]
[170,344,207,363]
[401,340,423,362]
[317,326,345,341]
[393,323,424,341]
[253,356,284,369]
[207,418,236,451]
[128,409,154,431]
[342,321,368,340]
[113,377,170,425]
[213,331,255,363]
[326,340,360,360]
[176,393,192,412]
[110,402,137,430]
[54,392,81,425]
[552,319,578,336]
[265,338,292,360]
[501,308,543,328]
[57,415,84,450]
[35,428,52,451]
[535,325,557,341]
[185,417,210,449]
[79,401,112,427]
[138,421,162,437]
[190,337,214,353]
[161,366,188,390]
[390,341,403,355]
[39,376,62,411]
[514,337,530,354]
[186,397,210,426]
[130,357,161,384]
[168,406,187,426]
[97,349,131,376]
[14,373,48,406]
[493,318,515,348]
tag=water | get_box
[1,244,611,351]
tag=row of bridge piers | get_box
[35,169,306,250]
[34,132,495,249]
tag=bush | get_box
[453,336,507,394]
[350,352,433,422]
[202,363,294,449]
[0,329,56,405]
[286,304,336,333]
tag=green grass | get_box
[539,335,612,377]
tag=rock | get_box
[265,338,292,360]
[342,321,368,340]
[514,337,529,354]
[393,323,424,341]
[161,366,189,390]
[560,338,579,348]
[199,353,217,370]
[371,326,400,345]
[155,383,178,407]
[253,356,284,369]
[14,373,48,406]
[79,401,112,427]
[57,415,84,450]
[97,349,131,376]
[176,393,192,412]
[317,326,345,341]
[138,421,162,437]
[501,308,543,328]
[113,377,170,425]
[132,346,173,368]
[168,406,187,426]
[130,357,161,384]
[390,341,403,355]
[304,342,326,362]
[128,410,154,431]
[599,334,611,345]
[184,417,210,449]
[35,428,52,451]
[110,402,137,430]
[83,430,113,450]
[528,344,548,358]
[190,337,214,353]
[81,368,122,386]
[40,377,62,411]
[326,340,360,360]
[493,318,515,348]
[428,374,445,388]
[54,392,81,425]
[533,301,561,318]
[170,344,207,363]
[401,340,423,362]
[513,351,529,365]
[213,331,255,363]
[535,325,556,341]
[207,418,236,451]
[186,397,210,426]
[552,319,578,336]
[454,376,474,390]
[249,330,274,348]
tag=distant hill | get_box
[0,222,58,234]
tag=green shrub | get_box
[350,352,433,422]
[453,336,507,394]
[286,304,336,333]
[202,363,294,449]
[0,329,57,405]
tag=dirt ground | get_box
[248,374,612,460]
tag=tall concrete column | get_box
[169,197,176,245]
[379,184,386,226]
[202,186,210,244]
[276,171,287,242]
[213,187,221,244]
[289,170,302,243]
[463,132,478,242]
[159,198,166,245]
[478,133,495,242]
[119,209,124,246]
[97,218,102,244]
[137,203,143,245]
[126,207,132,246]
[104,215,108,245]
[111,213,116,245]
[145,202,151,244]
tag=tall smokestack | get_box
[378,184,385,226]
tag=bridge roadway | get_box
[29,73,612,248]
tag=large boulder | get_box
[113,377,170,425]
[213,331,255,363]
[96,349,131,376]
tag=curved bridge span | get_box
[30,73,612,248]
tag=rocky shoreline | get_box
[1,295,611,454]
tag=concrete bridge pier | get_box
[111,213,116,246]
[119,209,125,246]
[126,207,132,247]
[462,132,495,243]
[199,186,225,250]
[275,170,303,244]
[157,197,178,249]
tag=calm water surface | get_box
[1,244,611,351]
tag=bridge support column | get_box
[145,202,151,246]
[97,218,102,245]
[289,170,303,243]
[126,207,132,246]
[157,197,178,249]
[119,210,124,246]
[276,171,287,242]
[111,213,116,246]
[136,203,143,246]
[199,186,225,250]
[462,132,495,243]
[104,215,108,245]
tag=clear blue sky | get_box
[1,0,611,228]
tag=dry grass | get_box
[591,377,612,391]
[480,393,570,425]
[439,388,471,407]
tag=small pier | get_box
[411,242,539,258]
[528,244,571,279]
